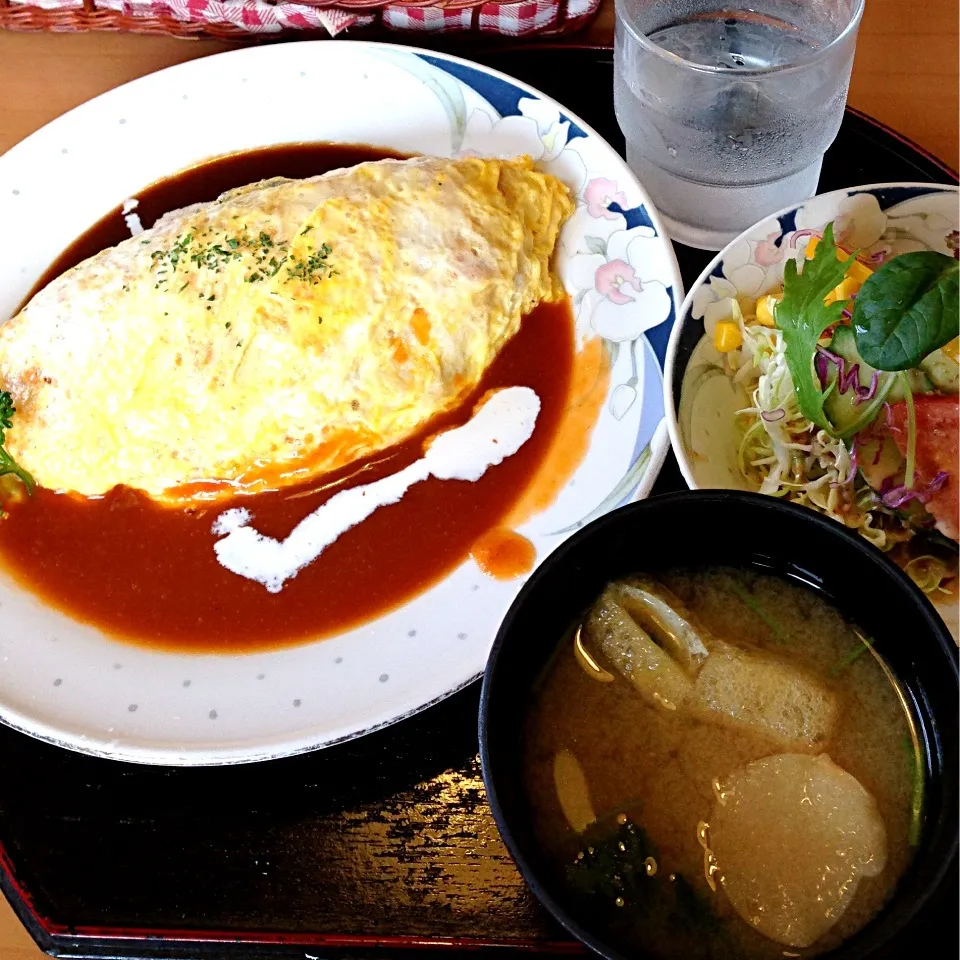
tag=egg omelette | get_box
[0,155,574,504]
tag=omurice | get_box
[0,154,573,505]
[0,144,595,652]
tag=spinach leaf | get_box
[567,817,715,924]
[853,251,959,371]
[776,223,853,432]
[566,814,734,956]
[567,815,657,906]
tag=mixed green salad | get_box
[708,223,958,596]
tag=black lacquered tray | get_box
[1,44,957,960]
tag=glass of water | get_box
[614,0,864,249]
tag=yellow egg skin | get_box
[0,156,573,503]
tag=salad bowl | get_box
[663,184,959,635]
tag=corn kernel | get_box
[714,321,743,353]
[824,276,863,306]
[846,259,874,285]
[737,296,757,320]
[805,235,874,288]
[755,294,780,327]
[943,337,960,363]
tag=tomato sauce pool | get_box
[0,144,576,653]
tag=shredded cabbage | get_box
[715,297,914,550]
[905,555,956,595]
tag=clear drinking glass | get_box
[614,0,864,249]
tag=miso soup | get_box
[523,567,921,960]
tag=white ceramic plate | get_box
[663,183,959,637]
[0,42,683,765]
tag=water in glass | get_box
[615,0,863,248]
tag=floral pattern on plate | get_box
[691,187,959,332]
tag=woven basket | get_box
[0,0,600,39]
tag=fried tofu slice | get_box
[690,642,837,749]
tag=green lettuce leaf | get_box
[775,223,854,432]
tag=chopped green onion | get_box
[728,580,790,643]
[829,631,873,676]
[902,734,925,847]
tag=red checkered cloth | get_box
[82,0,599,36]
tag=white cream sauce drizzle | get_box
[211,386,541,593]
[122,197,144,237]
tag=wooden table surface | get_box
[0,0,956,956]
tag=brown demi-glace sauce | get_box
[0,144,576,653]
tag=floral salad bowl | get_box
[663,183,959,634]
[0,42,683,764]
